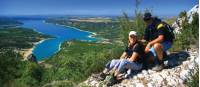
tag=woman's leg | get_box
[114,59,143,79]
[104,59,120,74]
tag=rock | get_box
[180,70,190,80]
[173,5,199,33]
[148,70,156,74]
[178,79,184,84]
[188,63,195,69]
[133,76,138,79]
[142,70,148,75]
[80,47,199,87]
[137,74,145,79]
[160,71,170,78]
[152,74,163,84]
[195,56,199,63]
[147,83,153,87]
[27,54,37,63]
[135,83,144,87]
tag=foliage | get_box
[118,12,134,46]
[0,49,43,87]
[41,41,123,86]
[186,64,199,87]
[118,0,145,46]
[0,19,50,87]
[171,12,199,51]
[164,17,177,25]
[0,49,21,86]
[179,11,187,18]
[0,27,51,49]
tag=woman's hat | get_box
[129,31,137,36]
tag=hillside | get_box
[0,4,198,87]
[0,19,51,87]
[80,5,199,87]
[40,41,124,86]
[81,48,198,87]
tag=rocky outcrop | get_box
[80,48,198,87]
[172,5,199,33]
[27,54,38,63]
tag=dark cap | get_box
[143,12,152,21]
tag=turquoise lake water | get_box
[20,20,96,60]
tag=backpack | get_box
[156,22,175,41]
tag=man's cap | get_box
[143,12,152,21]
[129,31,137,36]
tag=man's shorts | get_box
[149,41,172,57]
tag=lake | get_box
[20,20,96,60]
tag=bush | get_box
[170,12,199,51]
[0,49,21,86]
[186,64,199,87]
[41,41,123,86]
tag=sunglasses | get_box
[129,35,136,38]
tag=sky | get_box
[0,0,198,17]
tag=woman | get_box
[99,31,145,82]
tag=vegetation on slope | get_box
[41,41,123,86]
[0,27,50,49]
[0,19,50,87]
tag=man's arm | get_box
[145,35,164,53]
[145,25,165,52]
[148,24,165,45]
[148,35,164,46]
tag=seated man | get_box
[99,31,145,82]
[142,12,174,71]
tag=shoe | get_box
[92,72,107,81]
[104,75,119,86]
[99,72,107,81]
[152,64,164,71]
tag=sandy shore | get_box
[20,38,48,60]
[22,48,33,59]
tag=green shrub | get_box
[186,64,199,87]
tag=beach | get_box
[20,38,47,60]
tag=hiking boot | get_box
[99,72,107,81]
[92,72,107,81]
[104,76,119,86]
[152,64,164,71]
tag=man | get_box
[143,12,174,71]
[98,31,144,84]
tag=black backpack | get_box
[157,22,175,41]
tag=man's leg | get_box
[151,42,172,71]
[153,43,164,64]
[143,52,155,69]
[149,43,164,71]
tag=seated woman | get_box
[99,31,145,81]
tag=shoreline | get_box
[43,20,97,38]
[22,48,33,60]
[43,20,111,43]
[21,38,50,60]
[21,20,106,61]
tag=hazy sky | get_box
[0,0,198,16]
